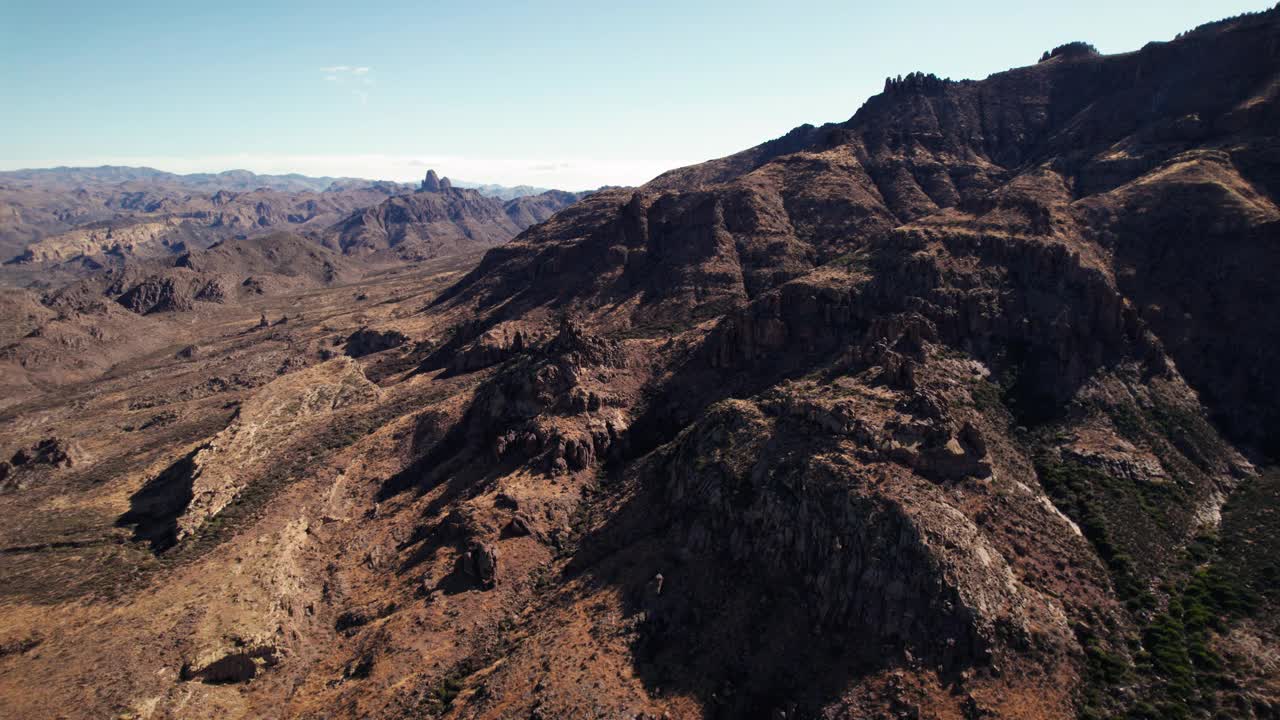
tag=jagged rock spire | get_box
[420,169,453,192]
[421,169,441,192]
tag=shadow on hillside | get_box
[116,447,200,553]
[561,464,904,719]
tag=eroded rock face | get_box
[120,358,380,549]
[116,276,195,314]
[19,220,181,264]
[9,437,76,470]
[112,272,230,314]
[461,317,634,476]
[182,644,279,684]
[661,399,1069,656]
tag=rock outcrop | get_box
[120,358,380,549]
[0,437,78,491]
[344,327,409,358]
[457,540,499,589]
[18,220,183,263]
[420,169,444,193]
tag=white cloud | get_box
[320,66,375,104]
[322,65,370,78]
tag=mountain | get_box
[453,181,562,201]
[0,179,405,265]
[500,189,593,227]
[324,170,591,261]
[1,168,588,271]
[0,166,390,193]
[1,8,1279,720]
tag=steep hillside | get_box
[414,10,1280,717]
[177,232,360,288]
[501,189,593,227]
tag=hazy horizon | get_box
[0,163,594,192]
[3,0,1270,189]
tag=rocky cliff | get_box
[407,9,1280,717]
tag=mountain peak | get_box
[419,169,453,193]
[1037,41,1100,63]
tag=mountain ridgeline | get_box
[325,170,591,261]
[0,167,587,267]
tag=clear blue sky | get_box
[0,0,1268,189]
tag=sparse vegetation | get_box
[969,377,1005,414]
[1070,469,1279,719]
[1035,458,1148,603]
[425,675,464,714]
[1126,544,1261,718]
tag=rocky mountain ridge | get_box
[326,170,590,262]
[1,168,587,267]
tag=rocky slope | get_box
[0,8,1279,720]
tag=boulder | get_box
[458,541,499,589]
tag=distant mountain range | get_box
[0,166,384,194]
[0,166,585,199]
[450,180,561,201]
[0,167,594,266]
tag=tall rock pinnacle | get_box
[420,169,442,192]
